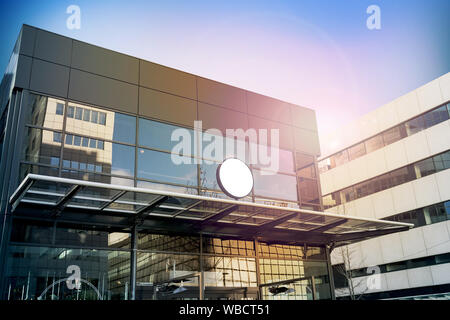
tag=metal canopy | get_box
[9,174,413,247]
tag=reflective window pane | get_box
[405,115,425,135]
[112,113,136,144]
[414,158,435,178]
[330,150,348,167]
[253,169,298,201]
[137,148,198,186]
[200,161,220,190]
[65,103,136,144]
[365,134,384,153]
[63,140,135,177]
[424,105,449,129]
[298,178,319,204]
[25,94,64,130]
[22,127,61,166]
[75,107,83,120]
[382,125,407,145]
[138,118,194,155]
[55,103,64,115]
[348,142,366,161]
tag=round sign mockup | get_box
[216,158,253,199]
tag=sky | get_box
[0,0,449,147]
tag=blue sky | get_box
[0,0,449,139]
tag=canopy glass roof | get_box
[10,174,413,247]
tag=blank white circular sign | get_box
[217,158,254,199]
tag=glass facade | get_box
[1,90,331,301]
[18,92,322,211]
[4,219,330,300]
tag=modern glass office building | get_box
[0,25,411,301]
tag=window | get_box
[297,165,316,179]
[405,115,425,136]
[414,158,435,178]
[83,109,90,121]
[89,139,97,148]
[298,177,320,204]
[385,261,407,272]
[200,161,220,190]
[82,137,89,147]
[348,142,366,161]
[91,111,98,124]
[424,105,449,128]
[433,150,450,171]
[330,150,348,167]
[424,204,447,224]
[97,140,104,150]
[365,134,384,153]
[56,103,64,115]
[318,158,331,173]
[99,112,107,125]
[108,143,135,177]
[389,166,415,187]
[252,169,298,201]
[138,118,194,155]
[322,193,341,209]
[65,134,73,145]
[25,94,64,130]
[75,107,83,120]
[137,148,198,186]
[73,135,81,146]
[22,128,61,166]
[112,113,136,144]
[53,132,62,143]
[382,125,407,145]
[67,105,75,118]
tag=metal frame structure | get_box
[10,174,413,247]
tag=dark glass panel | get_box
[298,177,320,204]
[138,118,194,155]
[137,148,198,186]
[382,125,407,145]
[252,169,298,201]
[112,113,136,144]
[414,158,435,178]
[25,94,64,130]
[405,115,425,135]
[22,127,61,166]
[423,105,449,129]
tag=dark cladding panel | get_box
[291,105,318,132]
[248,115,294,150]
[140,60,197,100]
[294,127,321,156]
[139,87,197,127]
[198,102,248,134]
[71,40,139,84]
[19,25,36,56]
[34,29,72,66]
[15,55,32,89]
[246,91,292,125]
[68,69,138,114]
[29,59,70,98]
[197,77,247,112]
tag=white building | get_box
[319,72,450,299]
